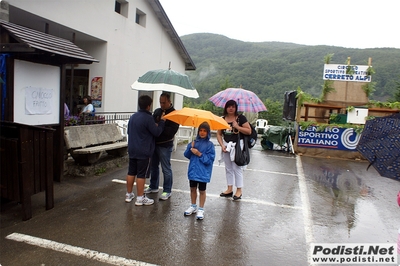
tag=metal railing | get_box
[82,112,135,125]
[64,112,135,126]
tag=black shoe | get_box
[232,194,242,200]
[220,192,233,197]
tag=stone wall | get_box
[64,152,128,178]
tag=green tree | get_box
[393,76,400,102]
[184,76,233,116]
[258,99,284,126]
[181,33,400,103]
[220,76,233,91]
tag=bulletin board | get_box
[13,60,60,125]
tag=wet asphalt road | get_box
[1,137,399,266]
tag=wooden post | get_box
[293,96,303,153]
[345,57,351,102]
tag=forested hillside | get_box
[181,33,400,105]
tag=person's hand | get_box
[221,145,227,153]
[232,120,237,128]
[397,191,400,207]
[191,147,200,156]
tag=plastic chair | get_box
[255,119,268,134]
[173,126,194,151]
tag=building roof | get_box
[148,0,196,70]
[0,19,99,64]
[1,1,195,70]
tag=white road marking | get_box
[5,233,158,266]
[244,168,298,177]
[296,156,315,265]
[111,178,128,185]
[171,158,298,177]
[112,179,301,210]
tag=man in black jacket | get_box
[145,93,179,200]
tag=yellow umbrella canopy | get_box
[163,107,230,130]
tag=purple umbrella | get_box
[209,88,267,113]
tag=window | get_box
[135,8,146,27]
[115,1,121,13]
[115,0,128,18]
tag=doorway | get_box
[66,69,89,116]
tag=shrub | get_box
[64,115,81,126]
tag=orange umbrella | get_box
[163,107,230,130]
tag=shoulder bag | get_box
[236,115,257,149]
[234,132,250,166]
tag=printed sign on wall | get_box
[297,126,361,151]
[323,64,371,82]
[25,86,53,115]
[91,77,102,108]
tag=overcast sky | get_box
[159,0,399,49]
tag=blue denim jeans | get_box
[150,144,173,193]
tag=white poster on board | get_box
[323,64,371,82]
[25,87,53,115]
[14,59,60,125]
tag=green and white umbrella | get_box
[131,69,199,98]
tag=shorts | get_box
[189,180,207,191]
[127,158,151,179]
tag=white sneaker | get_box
[196,209,204,220]
[125,192,135,203]
[159,192,171,201]
[144,186,159,194]
[135,196,154,206]
[184,205,197,216]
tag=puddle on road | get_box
[304,158,399,245]
[311,165,373,200]
[308,165,374,236]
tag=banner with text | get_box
[25,86,53,115]
[323,64,371,82]
[297,126,361,151]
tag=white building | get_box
[3,0,195,114]
[0,0,196,182]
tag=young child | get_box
[183,122,215,220]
